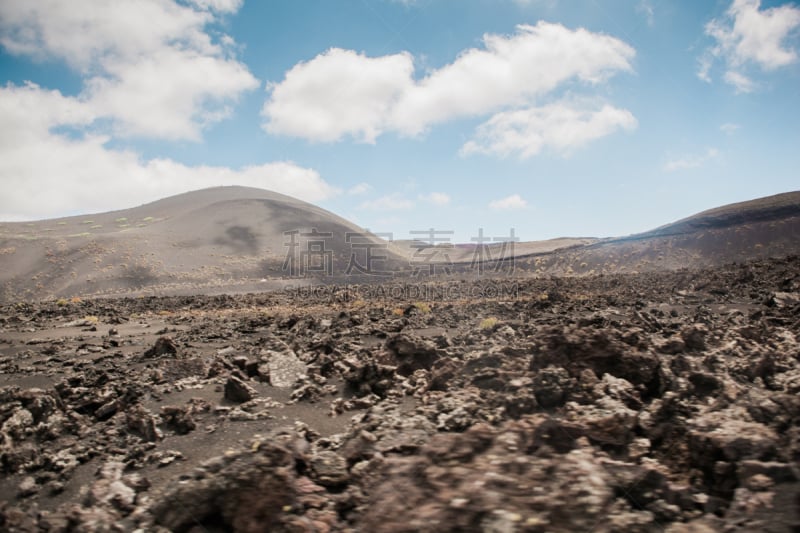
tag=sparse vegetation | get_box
[413,301,431,313]
[115,217,128,223]
[479,316,499,330]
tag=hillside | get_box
[1,188,799,301]
[504,191,800,276]
[0,187,406,301]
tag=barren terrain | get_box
[1,188,798,302]
[1,255,799,531]
[1,188,800,531]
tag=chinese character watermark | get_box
[282,228,333,276]
[470,228,519,274]
[281,227,518,278]
[409,228,454,276]
[345,232,392,277]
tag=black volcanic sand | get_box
[1,256,799,532]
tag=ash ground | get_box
[1,256,799,532]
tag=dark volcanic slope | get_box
[644,190,800,236]
[510,191,800,276]
[0,187,406,302]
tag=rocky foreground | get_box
[1,256,799,532]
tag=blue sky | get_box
[1,0,799,243]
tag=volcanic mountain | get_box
[0,187,406,302]
[1,187,799,301]
[506,190,800,276]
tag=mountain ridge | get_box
[1,187,799,301]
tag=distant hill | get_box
[0,186,406,301]
[508,191,800,276]
[1,188,799,301]
[639,191,800,236]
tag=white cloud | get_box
[663,147,720,172]
[86,49,257,140]
[697,55,713,83]
[700,0,800,87]
[489,194,528,210]
[720,122,741,134]
[392,23,634,136]
[263,48,413,143]
[359,194,414,211]
[188,0,243,13]
[637,0,655,27]
[0,1,213,68]
[348,182,372,195]
[461,102,637,159]
[419,192,451,206]
[0,0,259,140]
[0,83,335,220]
[723,70,757,93]
[263,22,635,146]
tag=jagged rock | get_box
[160,405,196,435]
[565,397,638,446]
[385,334,439,376]
[689,410,778,463]
[532,365,572,408]
[358,418,625,532]
[737,460,797,484]
[17,476,38,498]
[224,375,258,403]
[688,372,723,396]
[87,462,137,513]
[339,357,395,397]
[769,291,800,308]
[125,405,161,442]
[266,350,307,388]
[143,336,178,358]
[310,450,349,487]
[681,325,708,351]
[149,436,301,532]
[531,328,663,397]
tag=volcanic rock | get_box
[143,336,178,358]
[224,375,258,403]
[266,350,307,388]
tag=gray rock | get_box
[17,476,38,498]
[770,291,800,308]
[310,450,349,487]
[143,336,178,358]
[267,350,307,388]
